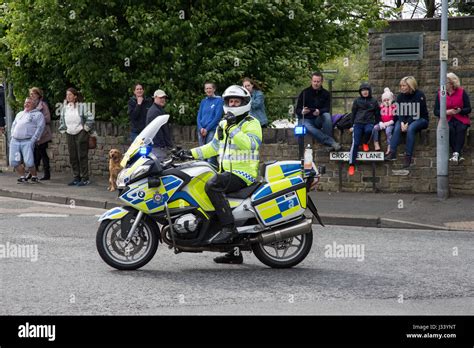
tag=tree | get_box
[1,0,387,125]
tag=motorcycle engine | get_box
[173,213,200,236]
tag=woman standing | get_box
[128,83,152,142]
[29,87,52,180]
[386,76,429,168]
[58,88,95,186]
[243,77,268,127]
[434,72,471,164]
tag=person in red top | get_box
[434,72,472,164]
[372,87,396,155]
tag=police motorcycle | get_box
[96,114,324,270]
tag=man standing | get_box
[196,82,223,167]
[146,89,173,160]
[9,97,45,183]
[187,85,262,264]
[295,72,341,151]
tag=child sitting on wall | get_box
[372,87,396,155]
[348,83,381,176]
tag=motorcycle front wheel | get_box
[251,231,313,269]
[96,215,159,270]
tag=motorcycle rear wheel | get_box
[251,231,313,268]
[96,216,159,270]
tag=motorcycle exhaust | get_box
[249,218,313,245]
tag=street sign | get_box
[330,152,385,161]
[440,40,449,61]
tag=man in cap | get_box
[146,89,173,160]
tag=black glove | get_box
[178,149,193,159]
[224,112,237,127]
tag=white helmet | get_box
[222,85,251,117]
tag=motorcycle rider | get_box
[186,85,262,264]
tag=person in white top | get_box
[58,87,95,186]
[9,97,45,183]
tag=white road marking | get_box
[17,213,70,218]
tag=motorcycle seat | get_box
[226,182,261,199]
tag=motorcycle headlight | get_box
[116,169,128,188]
[129,164,151,181]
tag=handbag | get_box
[88,134,97,149]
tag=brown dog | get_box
[108,148,123,191]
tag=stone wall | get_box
[41,120,474,194]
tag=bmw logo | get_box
[137,191,146,199]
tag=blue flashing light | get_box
[139,145,152,156]
[294,125,307,136]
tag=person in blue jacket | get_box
[243,77,268,127]
[196,82,223,167]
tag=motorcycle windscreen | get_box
[121,114,170,167]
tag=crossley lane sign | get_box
[330,152,385,161]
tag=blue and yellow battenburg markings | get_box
[120,175,184,214]
[265,161,302,182]
[251,176,306,225]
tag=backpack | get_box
[334,112,352,130]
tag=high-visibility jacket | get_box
[191,115,262,185]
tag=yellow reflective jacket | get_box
[191,115,262,185]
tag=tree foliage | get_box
[0,0,387,125]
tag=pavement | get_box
[0,169,473,231]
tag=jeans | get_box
[349,123,374,164]
[198,128,218,168]
[298,113,336,146]
[372,124,394,144]
[130,131,139,143]
[448,118,469,154]
[390,118,428,157]
[9,138,35,168]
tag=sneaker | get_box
[213,251,243,264]
[458,155,465,164]
[385,152,397,161]
[25,172,32,180]
[362,143,369,152]
[449,152,459,164]
[17,177,27,184]
[67,179,80,186]
[348,165,355,176]
[77,179,90,187]
[30,176,39,183]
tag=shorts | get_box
[9,138,35,168]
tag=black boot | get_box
[210,225,238,244]
[40,169,51,181]
[402,155,412,169]
[214,250,243,264]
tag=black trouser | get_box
[205,172,247,227]
[449,118,469,154]
[67,130,90,181]
[34,142,50,172]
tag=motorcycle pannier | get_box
[251,176,307,227]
